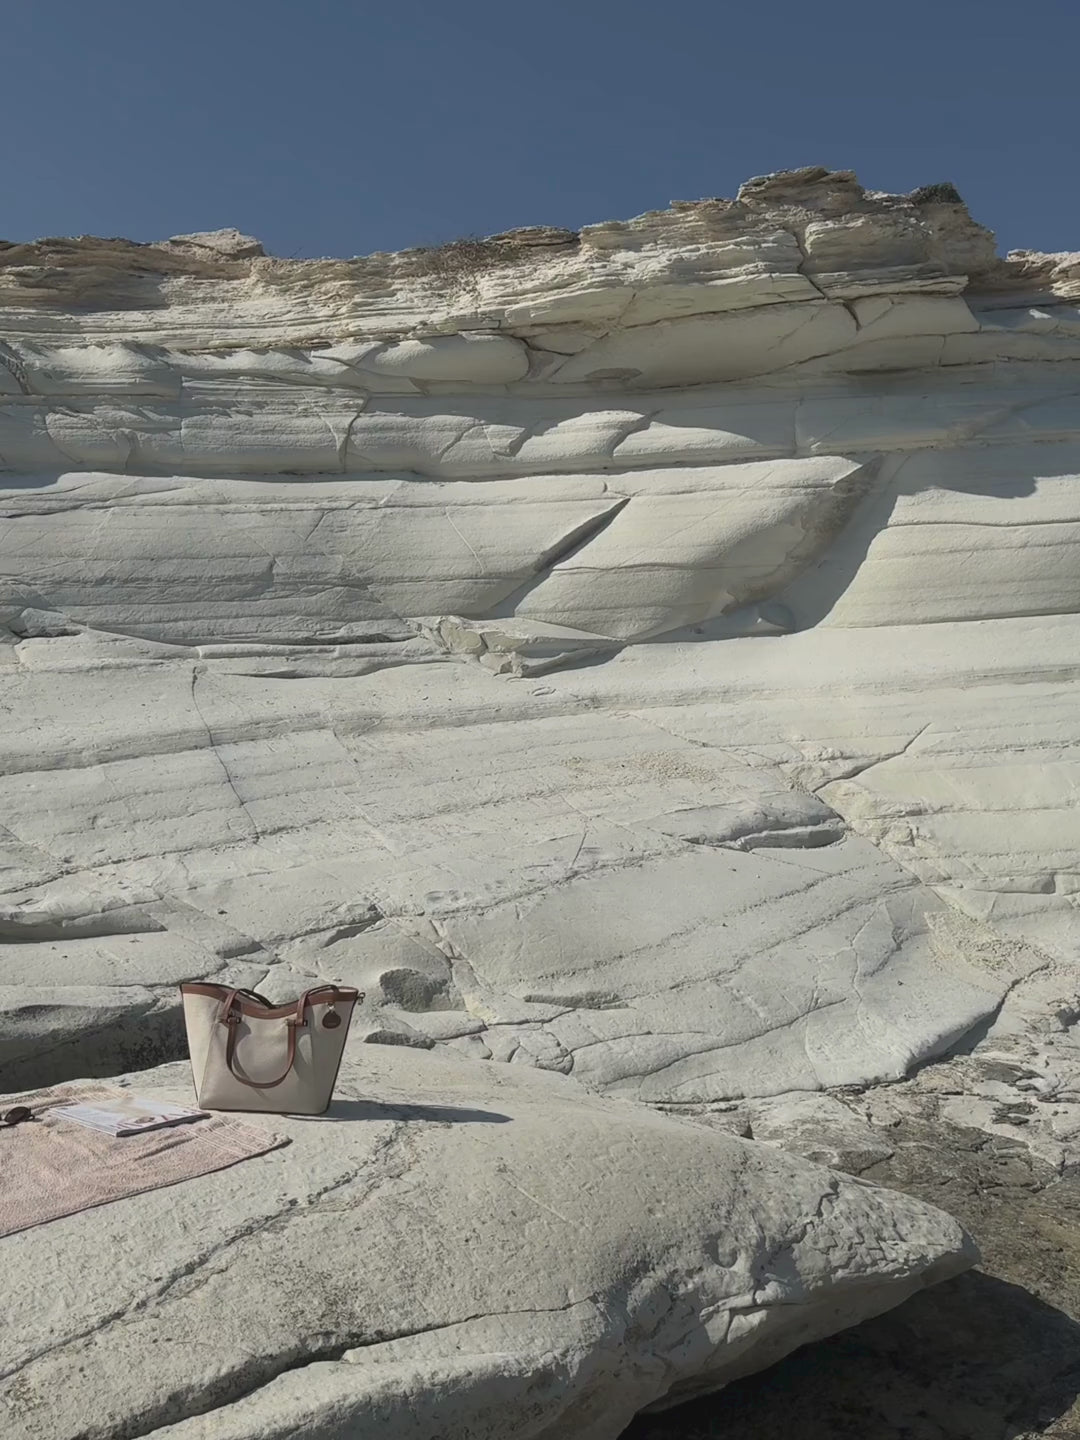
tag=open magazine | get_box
[53,1095,208,1137]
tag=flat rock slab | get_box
[0,1045,973,1440]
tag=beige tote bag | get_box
[179,983,361,1114]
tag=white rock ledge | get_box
[0,1048,975,1440]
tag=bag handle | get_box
[218,986,351,1090]
[230,986,274,1007]
[219,989,306,1090]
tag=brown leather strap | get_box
[297,986,337,1014]
[224,1012,303,1090]
[218,988,244,1022]
[231,986,274,1007]
[187,982,361,1017]
[220,989,307,1090]
[215,986,357,1091]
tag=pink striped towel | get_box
[0,1083,289,1238]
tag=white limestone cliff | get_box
[2,165,1079,1435]
[3,164,1077,1096]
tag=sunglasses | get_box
[1,1106,34,1127]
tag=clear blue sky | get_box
[7,0,1078,260]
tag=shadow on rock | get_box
[625,1105,1080,1440]
[625,1269,1080,1440]
[295,1098,513,1125]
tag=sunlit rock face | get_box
[1,166,1078,1097]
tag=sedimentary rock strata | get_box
[2,167,1079,1430]
[2,167,1077,1107]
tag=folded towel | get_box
[0,1083,289,1238]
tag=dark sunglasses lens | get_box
[3,1106,32,1125]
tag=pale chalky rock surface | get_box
[0,1046,975,1440]
[1,167,1078,1111]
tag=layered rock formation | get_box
[3,166,1078,1099]
[2,166,1079,1433]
